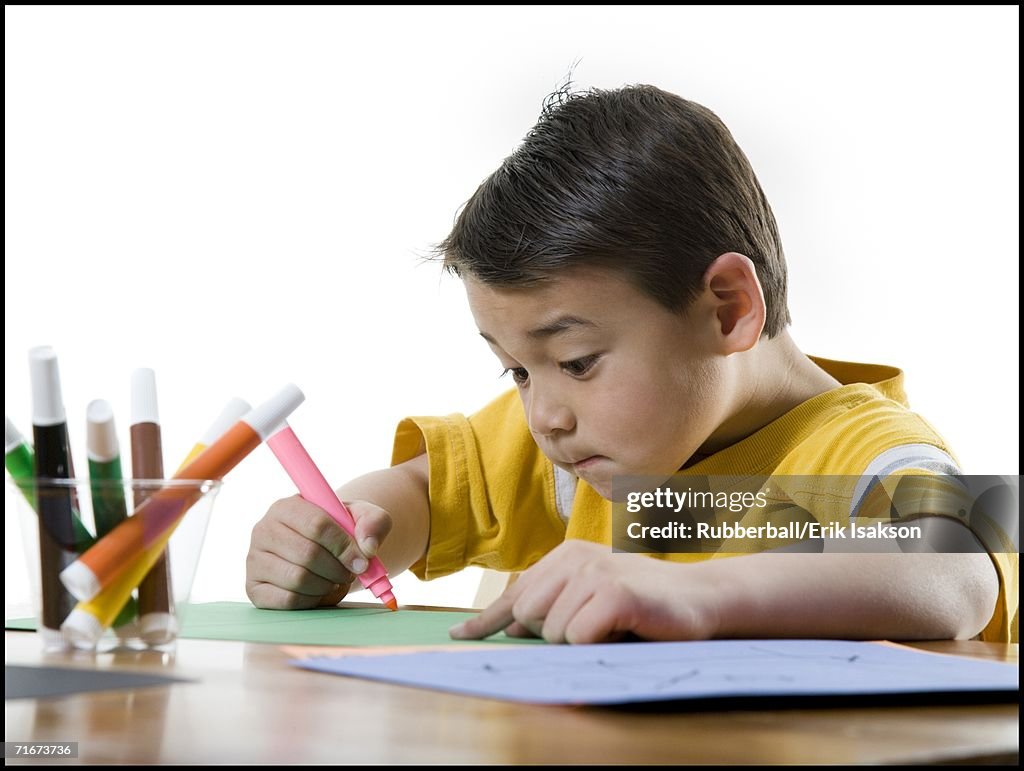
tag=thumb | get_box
[344,499,393,558]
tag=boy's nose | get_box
[527,390,575,436]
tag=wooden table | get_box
[4,627,1018,764]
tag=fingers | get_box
[448,544,588,641]
[540,576,598,644]
[449,592,517,640]
[247,549,350,599]
[448,541,639,643]
[562,590,629,644]
[449,568,569,640]
[268,496,365,571]
[503,621,538,638]
[255,517,354,585]
[459,584,627,644]
[246,578,327,611]
[247,496,357,609]
[509,570,570,638]
[256,495,393,576]
[245,495,397,612]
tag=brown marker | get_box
[130,368,174,645]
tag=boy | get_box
[245,84,1015,644]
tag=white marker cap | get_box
[60,559,102,602]
[131,368,160,426]
[61,609,104,649]
[86,399,120,462]
[39,625,72,651]
[140,612,177,646]
[29,346,65,427]
[6,415,27,453]
[200,397,252,446]
[242,384,305,439]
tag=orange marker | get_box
[60,384,305,602]
[174,397,250,474]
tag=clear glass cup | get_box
[7,477,220,651]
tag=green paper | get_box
[6,601,544,647]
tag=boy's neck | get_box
[693,331,842,461]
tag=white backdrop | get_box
[5,6,1019,616]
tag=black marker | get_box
[29,346,77,649]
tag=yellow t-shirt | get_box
[391,356,1017,643]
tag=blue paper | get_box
[292,639,1019,705]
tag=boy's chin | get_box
[578,474,614,500]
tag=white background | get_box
[5,6,1019,616]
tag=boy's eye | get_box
[561,355,599,376]
[498,356,599,385]
[499,367,530,384]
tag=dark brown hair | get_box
[433,83,791,337]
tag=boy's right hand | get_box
[245,495,393,610]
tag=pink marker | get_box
[266,424,397,611]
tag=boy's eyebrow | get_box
[479,315,597,344]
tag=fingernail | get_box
[448,622,466,638]
[351,558,368,574]
[360,537,379,557]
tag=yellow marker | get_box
[63,536,171,643]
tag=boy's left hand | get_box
[449,540,720,644]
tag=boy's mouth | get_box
[572,455,605,471]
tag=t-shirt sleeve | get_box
[390,388,567,581]
[853,467,1018,644]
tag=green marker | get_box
[6,415,95,550]
[86,399,138,630]
[6,416,36,507]
[87,400,131,535]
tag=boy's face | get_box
[465,267,727,499]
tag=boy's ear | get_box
[703,252,766,353]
